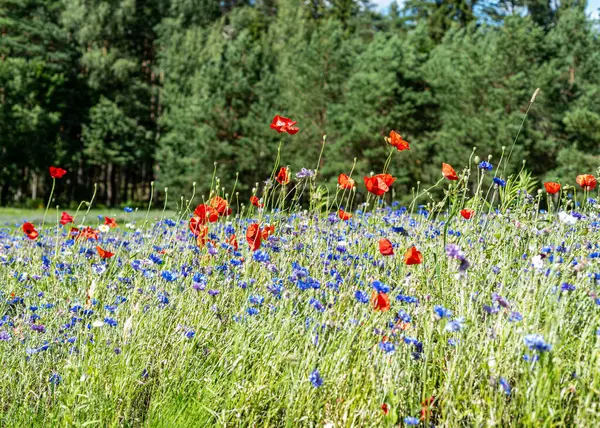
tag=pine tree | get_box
[0,0,78,205]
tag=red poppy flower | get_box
[104,216,117,228]
[228,234,239,251]
[460,209,474,220]
[22,222,38,240]
[246,223,262,251]
[276,167,290,185]
[442,163,458,180]
[261,224,275,240]
[338,209,352,221]
[210,196,232,216]
[544,182,561,195]
[379,238,394,256]
[379,174,395,187]
[420,396,436,421]
[250,196,263,208]
[189,216,207,236]
[364,174,395,196]
[69,227,80,237]
[404,246,423,265]
[193,204,219,224]
[96,246,114,259]
[388,130,410,151]
[338,173,355,190]
[270,115,299,135]
[195,224,209,247]
[60,212,74,225]
[381,403,389,415]
[49,166,67,179]
[576,174,597,191]
[79,227,99,240]
[371,291,391,312]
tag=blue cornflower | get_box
[253,250,270,263]
[309,369,323,388]
[104,317,118,327]
[309,298,325,313]
[185,330,195,339]
[379,341,395,353]
[508,311,523,322]
[0,331,11,341]
[444,318,464,332]
[524,334,551,352]
[124,207,134,213]
[49,373,62,385]
[355,290,369,304]
[404,416,420,425]
[478,161,493,171]
[493,177,506,187]
[246,307,259,316]
[248,295,264,306]
[372,280,390,294]
[161,271,177,282]
[397,310,412,323]
[434,305,453,319]
[158,292,170,304]
[149,254,163,265]
[499,377,511,395]
[396,294,418,304]
[561,283,575,292]
[92,264,107,275]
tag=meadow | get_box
[1,118,600,427]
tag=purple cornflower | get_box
[31,324,46,333]
[295,168,315,179]
[445,244,461,258]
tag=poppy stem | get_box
[314,135,326,176]
[79,183,98,227]
[503,97,535,177]
[144,182,155,228]
[41,178,56,233]
[409,178,444,214]
[383,148,394,174]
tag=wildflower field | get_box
[2,114,600,427]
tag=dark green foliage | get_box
[0,0,599,207]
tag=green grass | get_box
[2,179,600,427]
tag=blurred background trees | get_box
[0,0,598,207]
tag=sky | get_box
[370,0,600,19]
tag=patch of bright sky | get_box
[370,0,600,19]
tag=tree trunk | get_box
[106,163,113,206]
[31,171,37,200]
